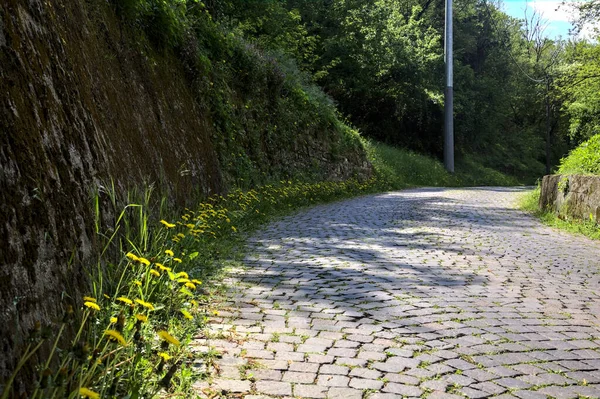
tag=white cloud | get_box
[524,1,574,22]
[508,0,599,39]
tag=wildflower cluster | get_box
[2,243,207,399]
[162,178,379,256]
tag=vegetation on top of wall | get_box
[107,0,368,190]
[106,0,579,184]
[557,134,600,175]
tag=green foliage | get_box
[366,141,451,188]
[110,0,370,188]
[223,0,578,180]
[558,134,600,175]
[557,41,600,144]
[113,0,188,48]
[568,0,600,35]
[302,1,444,152]
[111,0,600,183]
[454,155,522,186]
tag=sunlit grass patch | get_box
[364,139,519,189]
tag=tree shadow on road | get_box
[220,187,600,330]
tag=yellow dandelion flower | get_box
[185,282,196,290]
[138,257,151,266]
[177,278,190,283]
[83,296,96,303]
[212,310,219,316]
[79,387,100,399]
[134,299,154,310]
[177,233,185,239]
[104,329,127,346]
[116,297,133,305]
[181,309,193,320]
[156,263,171,272]
[149,269,160,277]
[191,279,202,285]
[110,317,118,324]
[158,352,172,361]
[157,330,180,346]
[126,252,139,262]
[135,314,148,323]
[165,249,174,257]
[190,300,198,307]
[173,258,183,263]
[133,280,142,287]
[160,220,176,228]
[176,272,189,279]
[84,301,100,311]
[186,223,195,229]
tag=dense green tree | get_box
[159,0,600,179]
[557,41,600,144]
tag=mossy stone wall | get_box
[0,0,369,383]
[539,175,600,222]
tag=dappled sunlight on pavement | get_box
[194,187,600,399]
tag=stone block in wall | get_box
[540,174,600,222]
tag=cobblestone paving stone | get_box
[192,188,600,398]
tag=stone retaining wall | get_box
[0,0,370,384]
[539,175,600,221]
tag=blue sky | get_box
[500,0,594,39]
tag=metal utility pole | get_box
[545,77,551,175]
[444,0,454,173]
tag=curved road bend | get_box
[194,187,600,399]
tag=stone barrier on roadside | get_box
[540,174,600,222]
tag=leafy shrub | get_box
[558,134,600,175]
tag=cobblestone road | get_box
[193,188,600,399]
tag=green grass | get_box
[519,185,600,240]
[365,140,520,189]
